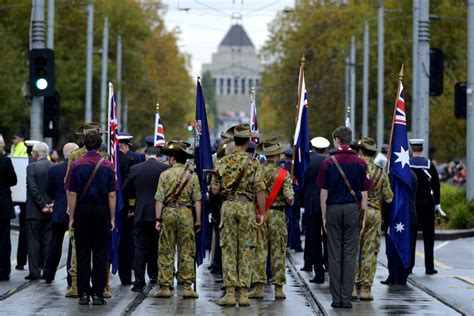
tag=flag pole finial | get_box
[399,64,404,81]
[300,54,306,65]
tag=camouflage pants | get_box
[220,200,256,288]
[69,230,77,282]
[252,209,287,286]
[355,208,382,289]
[158,206,196,286]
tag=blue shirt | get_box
[66,151,116,205]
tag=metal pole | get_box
[116,34,122,129]
[467,0,474,200]
[46,0,54,49]
[362,20,369,138]
[376,0,384,146]
[30,0,45,141]
[412,0,419,137]
[345,48,350,119]
[123,97,128,132]
[100,17,109,132]
[350,36,356,137]
[85,0,94,122]
[418,0,430,156]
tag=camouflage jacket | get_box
[261,161,294,208]
[154,163,201,208]
[364,157,393,210]
[211,150,265,201]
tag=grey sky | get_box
[161,0,295,76]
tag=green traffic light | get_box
[187,125,193,132]
[36,78,48,90]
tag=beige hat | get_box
[256,137,290,156]
[359,137,377,152]
[160,141,193,159]
[75,122,107,135]
[233,123,257,138]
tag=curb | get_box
[420,229,474,241]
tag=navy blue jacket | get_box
[47,161,69,223]
[302,152,326,214]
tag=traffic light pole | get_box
[467,0,474,200]
[100,17,109,132]
[85,0,94,123]
[350,36,356,137]
[30,0,46,141]
[418,0,430,156]
[362,20,369,138]
[376,0,384,146]
[412,0,419,138]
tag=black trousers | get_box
[0,220,11,279]
[26,219,52,278]
[16,203,27,266]
[133,221,158,286]
[211,221,222,272]
[119,214,134,284]
[303,212,325,276]
[414,201,435,272]
[75,203,109,297]
[44,222,69,282]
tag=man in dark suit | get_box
[301,137,330,283]
[25,142,53,280]
[123,146,168,292]
[44,143,79,284]
[0,134,18,281]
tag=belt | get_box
[269,205,285,211]
[226,194,252,202]
[164,202,189,209]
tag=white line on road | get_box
[434,241,450,251]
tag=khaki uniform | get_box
[211,151,265,288]
[355,159,393,289]
[252,161,293,286]
[155,163,201,287]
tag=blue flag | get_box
[386,82,412,268]
[194,78,213,266]
[111,146,123,274]
[292,67,310,192]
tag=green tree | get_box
[201,71,217,131]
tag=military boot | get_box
[359,287,374,301]
[154,286,171,298]
[103,263,112,298]
[274,285,286,300]
[248,283,264,299]
[218,287,236,306]
[65,276,78,298]
[238,288,250,307]
[351,286,358,300]
[183,284,199,299]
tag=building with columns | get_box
[202,23,261,115]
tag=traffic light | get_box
[187,121,196,132]
[454,82,467,119]
[429,48,444,96]
[43,91,60,137]
[29,48,55,97]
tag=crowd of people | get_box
[0,122,444,309]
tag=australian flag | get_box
[386,81,412,268]
[108,83,123,274]
[250,90,259,143]
[292,65,310,192]
[154,111,165,147]
[194,78,212,266]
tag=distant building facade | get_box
[202,23,261,115]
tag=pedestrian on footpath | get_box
[153,141,201,299]
[248,137,294,300]
[25,142,53,281]
[44,143,79,284]
[301,136,330,283]
[316,126,371,309]
[122,146,168,292]
[353,138,393,301]
[211,124,266,307]
[409,139,444,275]
[0,134,17,282]
[66,130,116,305]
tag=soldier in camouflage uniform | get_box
[154,141,202,299]
[249,138,294,300]
[354,138,393,301]
[65,123,109,298]
[211,124,266,307]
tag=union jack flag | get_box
[154,112,165,147]
[108,83,119,171]
[250,90,259,143]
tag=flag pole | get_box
[386,64,405,172]
[291,54,306,178]
[107,82,112,156]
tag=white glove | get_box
[435,204,447,217]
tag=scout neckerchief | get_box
[264,167,288,214]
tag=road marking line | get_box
[10,259,17,265]
[456,276,474,286]
[415,251,452,270]
[434,241,450,251]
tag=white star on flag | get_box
[394,146,410,169]
[395,222,405,233]
[387,227,390,235]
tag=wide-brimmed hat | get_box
[75,122,106,135]
[221,126,236,139]
[233,124,257,138]
[359,137,377,152]
[256,137,290,156]
[160,140,193,158]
